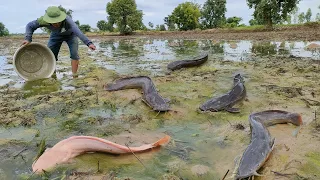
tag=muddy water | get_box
[92,39,320,75]
[0,56,18,86]
[0,38,320,180]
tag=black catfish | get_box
[167,52,208,71]
[236,110,302,179]
[199,74,246,113]
[105,76,170,112]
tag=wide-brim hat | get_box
[43,6,67,23]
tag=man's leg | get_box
[48,36,62,78]
[66,36,80,77]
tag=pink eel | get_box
[32,135,171,173]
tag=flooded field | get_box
[0,36,320,180]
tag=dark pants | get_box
[47,35,79,61]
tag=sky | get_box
[0,0,319,34]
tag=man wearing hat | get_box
[22,6,96,78]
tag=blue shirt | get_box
[25,16,92,46]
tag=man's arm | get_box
[25,20,41,43]
[66,16,92,46]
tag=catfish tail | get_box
[152,135,171,147]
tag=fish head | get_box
[236,157,264,179]
[145,93,170,112]
[32,148,69,173]
[234,74,244,84]
[199,103,219,111]
[199,98,225,112]
[236,171,261,180]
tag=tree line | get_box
[1,1,320,36]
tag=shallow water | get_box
[91,39,320,75]
[0,38,320,179]
[1,40,319,86]
[0,122,234,179]
[0,56,17,86]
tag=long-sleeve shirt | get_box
[25,16,92,46]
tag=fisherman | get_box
[22,6,96,78]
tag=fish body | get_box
[167,52,208,71]
[200,74,246,113]
[105,76,170,111]
[236,110,302,179]
[32,135,170,173]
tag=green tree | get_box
[291,7,299,24]
[97,20,108,31]
[0,22,9,36]
[298,12,305,24]
[140,24,148,31]
[159,24,166,31]
[58,5,73,18]
[168,2,201,31]
[316,13,320,21]
[247,0,300,28]
[226,16,243,27]
[97,20,113,31]
[286,15,292,24]
[164,17,175,30]
[249,19,258,26]
[155,24,160,30]
[148,22,154,29]
[317,5,320,21]
[249,18,263,26]
[79,24,91,33]
[201,0,226,29]
[106,0,143,35]
[75,20,80,26]
[305,8,312,22]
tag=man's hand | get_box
[89,44,96,50]
[21,40,30,46]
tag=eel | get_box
[236,110,303,179]
[199,74,246,113]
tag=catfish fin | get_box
[164,98,170,103]
[253,171,263,176]
[270,138,275,148]
[226,107,240,113]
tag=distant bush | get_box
[159,24,166,31]
[0,22,9,36]
[79,24,91,33]
[304,21,320,28]
[224,22,237,28]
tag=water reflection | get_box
[0,56,16,86]
[252,42,277,55]
[168,39,199,56]
[95,39,320,75]
[224,41,251,61]
[115,39,144,57]
[200,40,224,54]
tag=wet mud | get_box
[0,33,319,180]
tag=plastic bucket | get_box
[13,42,56,81]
